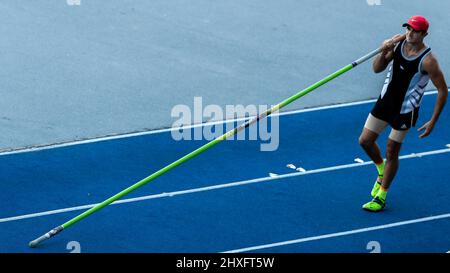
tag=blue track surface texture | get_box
[0,92,449,253]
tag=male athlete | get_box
[359,15,448,212]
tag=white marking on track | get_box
[0,147,449,224]
[354,158,364,163]
[222,213,450,253]
[286,164,296,170]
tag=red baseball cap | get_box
[402,15,429,32]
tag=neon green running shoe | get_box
[371,176,382,198]
[362,196,386,212]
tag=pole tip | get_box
[29,240,38,248]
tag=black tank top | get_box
[378,40,431,115]
[371,40,432,130]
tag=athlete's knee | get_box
[359,135,375,149]
[359,127,379,149]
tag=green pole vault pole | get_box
[29,35,405,248]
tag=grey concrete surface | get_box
[0,0,448,150]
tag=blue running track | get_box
[0,91,449,253]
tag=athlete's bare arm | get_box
[418,53,448,138]
[373,34,404,73]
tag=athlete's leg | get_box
[363,129,407,212]
[359,114,388,164]
[382,129,408,189]
[359,128,383,164]
[359,114,389,199]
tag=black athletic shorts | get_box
[371,101,420,131]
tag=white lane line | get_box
[1,147,449,224]
[222,213,450,253]
[0,90,440,156]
